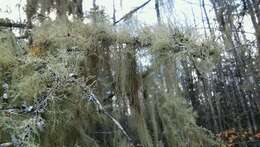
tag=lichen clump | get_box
[0,29,18,69]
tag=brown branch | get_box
[114,0,152,25]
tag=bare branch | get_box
[114,0,152,25]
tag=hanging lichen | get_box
[0,19,220,147]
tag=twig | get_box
[114,0,152,25]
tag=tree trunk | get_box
[155,0,161,25]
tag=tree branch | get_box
[114,0,152,25]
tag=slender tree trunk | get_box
[201,0,215,38]
[201,74,219,132]
[75,0,83,18]
[247,0,260,51]
[155,0,161,25]
[113,0,116,24]
[92,0,97,23]
[93,0,97,8]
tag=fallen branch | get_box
[114,0,152,25]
